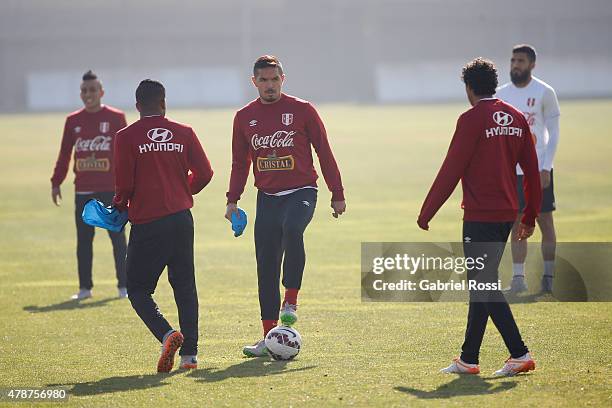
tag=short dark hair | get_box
[512,44,537,62]
[253,55,284,76]
[82,70,98,81]
[136,79,165,108]
[461,57,498,96]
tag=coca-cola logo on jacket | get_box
[251,130,296,151]
[75,136,111,152]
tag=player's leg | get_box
[244,192,283,357]
[126,216,174,347]
[99,192,128,298]
[538,212,556,292]
[279,189,317,326]
[452,221,491,373]
[476,221,534,375]
[127,216,183,372]
[108,229,128,297]
[507,174,528,293]
[255,192,283,328]
[452,301,487,373]
[73,193,95,299]
[489,296,535,377]
[538,169,557,293]
[482,223,526,353]
[166,210,199,369]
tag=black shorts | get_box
[517,168,555,213]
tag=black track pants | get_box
[126,210,199,356]
[460,221,529,364]
[254,189,317,320]
[75,192,127,290]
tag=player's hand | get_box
[540,170,551,189]
[417,218,429,231]
[331,200,346,218]
[52,186,62,206]
[225,202,239,221]
[516,223,535,240]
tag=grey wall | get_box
[1,0,611,111]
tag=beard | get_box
[511,69,531,85]
[263,90,279,102]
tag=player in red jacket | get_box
[114,79,213,372]
[226,56,346,357]
[418,58,541,376]
[51,70,128,300]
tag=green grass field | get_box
[0,100,611,407]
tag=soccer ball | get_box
[265,326,302,360]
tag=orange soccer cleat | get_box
[440,358,481,374]
[157,331,184,373]
[494,353,536,376]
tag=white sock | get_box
[459,358,478,367]
[162,329,175,344]
[515,352,531,360]
[544,261,554,277]
[512,263,525,278]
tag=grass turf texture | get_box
[0,100,610,407]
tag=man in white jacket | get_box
[497,44,561,294]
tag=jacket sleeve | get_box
[226,113,251,203]
[50,118,74,188]
[305,103,345,201]
[112,130,135,211]
[517,118,542,227]
[418,114,480,225]
[187,128,214,195]
[118,112,128,129]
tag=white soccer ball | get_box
[265,326,302,360]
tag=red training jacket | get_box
[51,105,127,192]
[227,93,344,203]
[418,98,542,227]
[113,115,213,224]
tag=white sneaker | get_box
[243,339,268,357]
[118,287,128,298]
[503,276,528,294]
[541,276,553,293]
[179,355,197,369]
[71,289,92,300]
[440,357,480,374]
[494,353,536,376]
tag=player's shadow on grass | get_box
[48,371,181,396]
[187,357,316,382]
[395,375,519,399]
[23,297,118,313]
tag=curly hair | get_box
[461,57,498,96]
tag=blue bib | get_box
[231,208,248,237]
[82,199,128,233]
